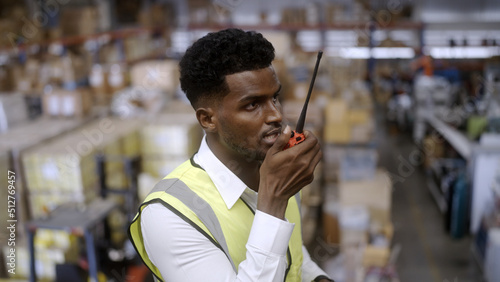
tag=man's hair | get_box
[179,28,275,108]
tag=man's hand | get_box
[257,125,322,219]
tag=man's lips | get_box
[262,128,282,144]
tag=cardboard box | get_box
[362,245,390,267]
[0,92,29,133]
[61,53,88,87]
[138,2,175,27]
[260,31,292,59]
[130,60,179,93]
[339,148,378,181]
[325,99,348,123]
[140,104,202,157]
[350,121,375,144]
[22,118,142,196]
[42,88,92,118]
[339,205,370,246]
[339,169,392,225]
[324,122,351,144]
[323,210,340,245]
[60,6,99,36]
[347,109,371,124]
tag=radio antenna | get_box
[296,51,323,133]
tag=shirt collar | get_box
[193,136,249,210]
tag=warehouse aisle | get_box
[374,105,484,282]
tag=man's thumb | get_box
[271,125,292,152]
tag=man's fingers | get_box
[287,130,319,154]
[269,125,292,154]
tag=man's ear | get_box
[196,107,217,133]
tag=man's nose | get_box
[266,101,283,124]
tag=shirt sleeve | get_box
[141,203,295,282]
[301,245,331,282]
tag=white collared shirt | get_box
[141,136,328,282]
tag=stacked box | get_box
[89,63,129,106]
[0,6,44,49]
[322,184,341,246]
[140,104,203,179]
[130,60,179,93]
[186,0,211,25]
[281,7,307,25]
[59,6,99,36]
[329,59,368,98]
[325,4,346,24]
[42,87,93,118]
[339,169,392,226]
[22,132,98,194]
[3,230,80,281]
[0,92,30,133]
[339,205,370,246]
[322,167,393,249]
[282,100,324,129]
[138,2,176,27]
[21,118,142,218]
[339,148,378,181]
[260,32,292,59]
[323,145,378,183]
[0,118,88,195]
[323,98,375,144]
[101,118,142,190]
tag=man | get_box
[129,28,333,282]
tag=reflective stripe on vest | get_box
[128,159,303,282]
[150,178,237,272]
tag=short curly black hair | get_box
[179,28,275,108]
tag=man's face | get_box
[215,66,283,161]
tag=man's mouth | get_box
[262,128,282,144]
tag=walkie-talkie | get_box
[284,50,323,150]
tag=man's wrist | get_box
[313,275,334,282]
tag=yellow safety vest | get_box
[129,158,304,282]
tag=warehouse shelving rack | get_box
[95,153,141,224]
[25,198,118,282]
[424,113,500,231]
[0,25,171,66]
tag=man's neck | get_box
[206,135,261,192]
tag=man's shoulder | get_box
[162,158,212,186]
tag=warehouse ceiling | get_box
[416,0,500,22]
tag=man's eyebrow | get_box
[238,84,282,103]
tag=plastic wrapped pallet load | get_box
[21,117,142,218]
[22,127,99,217]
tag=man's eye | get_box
[246,102,258,110]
